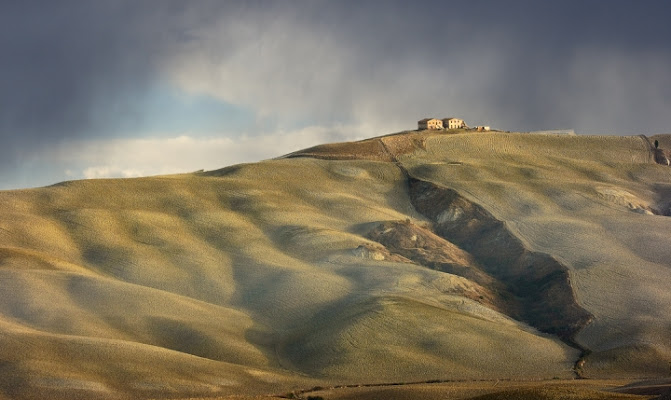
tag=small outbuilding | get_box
[418,118,443,130]
[442,118,466,129]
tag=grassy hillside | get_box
[0,131,669,398]
[398,133,671,378]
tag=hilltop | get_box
[0,130,670,399]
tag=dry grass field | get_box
[0,131,670,399]
[293,379,667,400]
[160,379,669,400]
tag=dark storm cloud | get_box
[166,0,671,134]
[0,2,178,139]
[3,1,671,139]
[310,0,671,133]
[0,1,202,188]
[464,0,671,133]
[2,0,671,188]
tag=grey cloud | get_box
[2,0,671,188]
[0,2,186,164]
[168,1,671,134]
[0,1,197,189]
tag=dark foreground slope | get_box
[0,131,670,399]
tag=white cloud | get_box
[50,124,371,181]
[82,166,145,179]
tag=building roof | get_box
[418,118,440,122]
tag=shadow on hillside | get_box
[653,185,671,216]
[404,177,593,342]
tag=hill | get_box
[0,130,670,399]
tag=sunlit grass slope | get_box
[399,132,671,378]
[0,131,669,398]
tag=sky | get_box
[2,1,671,189]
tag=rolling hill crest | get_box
[0,130,670,399]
